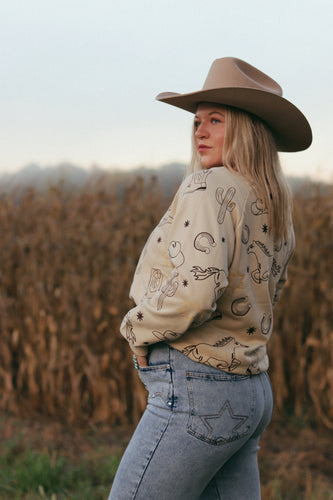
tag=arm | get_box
[120,171,236,356]
[272,226,295,307]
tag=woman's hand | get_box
[136,355,149,368]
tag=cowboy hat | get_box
[156,57,312,152]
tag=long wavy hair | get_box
[188,105,293,241]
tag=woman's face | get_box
[194,103,226,169]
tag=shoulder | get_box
[179,168,253,209]
[181,167,252,192]
[173,168,252,228]
[210,167,253,192]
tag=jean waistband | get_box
[148,342,265,380]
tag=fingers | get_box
[136,355,149,367]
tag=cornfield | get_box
[0,175,332,428]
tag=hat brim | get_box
[156,88,312,152]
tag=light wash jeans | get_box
[108,343,273,500]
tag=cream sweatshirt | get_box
[120,167,295,374]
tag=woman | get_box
[108,57,312,499]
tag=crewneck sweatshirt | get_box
[120,167,295,374]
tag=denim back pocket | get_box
[186,371,255,445]
[139,363,173,409]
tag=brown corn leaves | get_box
[0,176,331,428]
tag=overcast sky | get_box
[1,0,332,181]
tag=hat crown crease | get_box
[202,58,282,97]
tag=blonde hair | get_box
[188,105,293,241]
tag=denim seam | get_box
[213,477,222,500]
[252,372,273,437]
[132,412,174,499]
[168,346,178,410]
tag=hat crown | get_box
[156,56,312,152]
[203,57,282,97]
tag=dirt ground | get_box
[259,416,333,498]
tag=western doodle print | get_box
[247,240,271,284]
[136,311,144,321]
[157,273,179,311]
[121,169,295,378]
[271,258,281,277]
[158,209,174,228]
[152,329,180,341]
[231,296,252,316]
[182,337,249,371]
[261,314,272,335]
[241,224,250,244]
[148,268,163,294]
[124,316,136,345]
[168,241,185,268]
[191,266,227,302]
[251,198,268,216]
[274,240,282,252]
[184,170,212,194]
[194,232,217,254]
[246,357,261,375]
[215,187,236,224]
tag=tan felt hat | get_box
[156,57,312,152]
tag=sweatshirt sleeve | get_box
[120,170,236,356]
[272,225,295,307]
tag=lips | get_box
[198,144,211,152]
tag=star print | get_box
[184,220,190,227]
[136,311,144,321]
[182,279,189,287]
[247,326,256,335]
[199,400,248,443]
[262,224,268,233]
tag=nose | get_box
[195,122,209,138]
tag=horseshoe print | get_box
[261,314,272,335]
[194,232,217,254]
[231,296,252,316]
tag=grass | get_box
[0,437,120,499]
[0,415,332,499]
